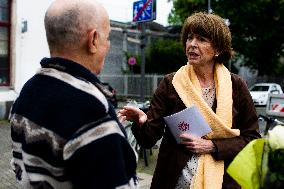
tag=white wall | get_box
[14,0,53,93]
[1,0,53,99]
[0,0,53,118]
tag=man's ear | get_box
[88,29,98,53]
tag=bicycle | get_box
[227,114,284,188]
[258,114,284,188]
[258,114,284,136]
[123,121,139,153]
[122,100,152,166]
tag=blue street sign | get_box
[133,0,156,22]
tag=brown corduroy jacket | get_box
[132,72,261,189]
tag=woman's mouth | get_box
[188,52,199,59]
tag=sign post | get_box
[133,0,156,102]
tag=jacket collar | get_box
[40,57,100,85]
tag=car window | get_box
[271,85,277,91]
[250,85,269,91]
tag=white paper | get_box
[163,105,212,143]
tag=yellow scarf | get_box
[172,63,240,189]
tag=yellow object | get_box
[227,138,265,189]
[172,63,240,189]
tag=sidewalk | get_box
[137,172,152,189]
[0,121,153,189]
[0,122,20,189]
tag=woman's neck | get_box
[193,64,215,88]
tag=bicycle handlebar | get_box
[259,114,284,125]
[258,114,284,135]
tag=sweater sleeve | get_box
[211,75,261,160]
[131,74,175,149]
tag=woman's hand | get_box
[180,133,216,154]
[117,106,147,127]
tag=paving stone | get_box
[0,123,20,189]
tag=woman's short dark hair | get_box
[181,12,233,64]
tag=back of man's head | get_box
[44,0,102,54]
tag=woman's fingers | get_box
[123,105,140,112]
[118,115,126,123]
[179,133,212,153]
[180,133,195,142]
[117,106,147,126]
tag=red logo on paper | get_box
[178,121,190,132]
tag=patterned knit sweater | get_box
[10,57,138,189]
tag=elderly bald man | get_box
[9,0,138,188]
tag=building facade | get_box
[0,0,172,119]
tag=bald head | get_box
[44,0,109,54]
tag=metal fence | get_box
[98,74,284,98]
[98,74,165,98]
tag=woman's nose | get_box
[189,38,198,47]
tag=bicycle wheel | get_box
[124,123,139,152]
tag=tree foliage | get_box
[125,39,187,74]
[146,39,187,74]
[169,0,284,76]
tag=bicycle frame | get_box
[258,114,284,136]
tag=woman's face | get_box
[185,33,216,67]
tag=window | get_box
[0,0,11,86]
[250,85,269,92]
[271,85,277,91]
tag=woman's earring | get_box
[214,54,219,58]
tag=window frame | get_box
[0,0,12,87]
